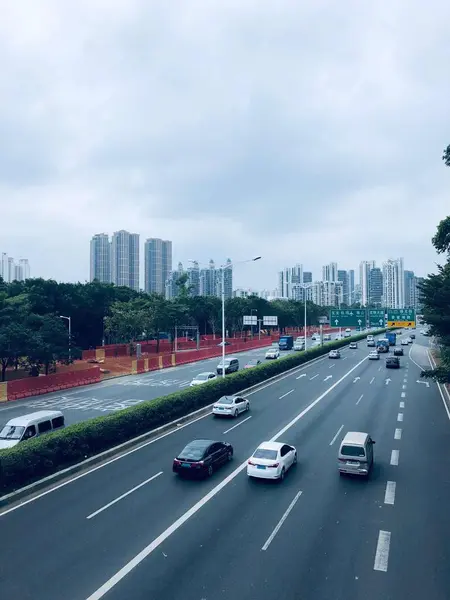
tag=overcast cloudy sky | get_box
[1,0,449,290]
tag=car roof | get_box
[256,441,285,451]
[6,410,63,426]
[217,395,240,402]
[195,371,215,377]
[184,439,217,449]
[341,431,369,445]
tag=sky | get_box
[1,0,449,291]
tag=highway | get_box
[2,329,449,600]
[0,334,324,426]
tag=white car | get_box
[190,372,217,386]
[329,350,341,359]
[265,348,280,359]
[401,338,409,346]
[212,395,250,417]
[247,441,297,481]
[293,342,304,351]
[369,351,379,360]
[406,337,413,344]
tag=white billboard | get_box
[243,315,257,326]
[263,316,278,326]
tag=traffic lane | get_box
[85,352,401,600]
[0,349,371,599]
[384,362,450,599]
[0,345,286,426]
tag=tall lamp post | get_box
[220,257,261,378]
[60,315,72,363]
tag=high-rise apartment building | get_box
[111,230,140,291]
[144,238,172,295]
[309,281,343,307]
[90,234,112,283]
[338,270,348,303]
[382,258,404,308]
[404,270,415,308]
[303,271,312,284]
[165,262,184,299]
[347,270,355,304]
[369,267,383,306]
[322,262,338,283]
[200,260,217,297]
[359,260,376,306]
[0,253,31,282]
[220,259,233,300]
[186,261,200,297]
[278,264,303,298]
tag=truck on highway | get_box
[376,339,389,353]
[385,332,397,346]
[278,335,294,351]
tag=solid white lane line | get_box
[384,481,396,505]
[401,392,406,398]
[84,355,370,600]
[279,389,294,399]
[222,416,252,434]
[390,450,399,466]
[378,366,382,371]
[86,472,163,520]
[310,374,318,380]
[356,394,364,405]
[397,413,403,422]
[296,373,307,380]
[403,378,407,383]
[400,401,405,408]
[261,490,303,551]
[329,364,335,369]
[370,377,375,384]
[402,385,406,389]
[374,530,391,572]
[394,428,402,440]
[342,356,347,360]
[329,425,344,446]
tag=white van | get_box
[0,411,65,449]
[338,431,375,477]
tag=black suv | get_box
[393,347,404,356]
[386,356,400,369]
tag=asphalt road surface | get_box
[2,329,449,600]
[0,334,324,426]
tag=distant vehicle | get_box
[401,338,409,346]
[338,431,375,477]
[173,439,233,478]
[376,339,389,353]
[329,350,341,359]
[344,331,351,338]
[410,333,415,339]
[278,335,294,350]
[190,372,217,387]
[393,347,404,356]
[217,341,231,346]
[385,332,397,346]
[349,341,358,349]
[369,351,380,360]
[367,335,374,341]
[406,336,413,344]
[244,359,261,369]
[323,334,332,341]
[216,357,239,375]
[265,348,280,359]
[386,356,400,369]
[345,328,351,333]
[293,341,305,351]
[367,340,376,347]
[247,441,297,481]
[212,395,250,417]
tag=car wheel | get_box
[279,467,285,481]
[293,452,297,465]
[227,451,233,461]
[234,409,239,417]
[245,402,250,411]
[207,465,213,477]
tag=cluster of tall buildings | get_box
[275,259,423,309]
[90,231,233,299]
[0,252,30,283]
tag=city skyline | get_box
[0,253,30,283]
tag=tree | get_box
[26,315,71,375]
[443,144,450,167]
[0,323,33,381]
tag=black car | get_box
[393,347,404,356]
[410,334,415,339]
[173,439,233,478]
[386,356,400,369]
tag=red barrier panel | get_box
[82,349,96,360]
[7,368,101,401]
[136,359,146,374]
[161,354,173,369]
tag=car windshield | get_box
[195,374,209,381]
[217,396,233,404]
[178,442,209,460]
[341,445,365,458]
[218,361,230,367]
[253,448,278,460]
[246,360,258,366]
[0,425,25,440]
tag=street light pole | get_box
[60,315,71,363]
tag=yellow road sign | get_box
[387,321,416,328]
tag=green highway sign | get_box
[387,308,416,327]
[368,309,385,327]
[329,309,366,327]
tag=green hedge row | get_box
[0,329,386,495]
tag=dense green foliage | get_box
[419,146,450,382]
[0,277,326,379]
[0,329,386,495]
